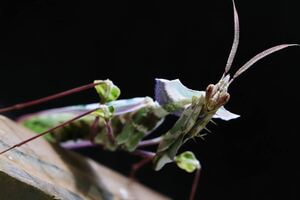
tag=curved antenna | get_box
[223,0,240,76]
[231,44,299,81]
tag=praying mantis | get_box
[0,0,298,199]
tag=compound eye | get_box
[205,84,215,100]
[217,93,230,107]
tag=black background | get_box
[1,0,300,199]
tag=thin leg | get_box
[130,150,155,180]
[90,116,114,144]
[90,116,100,143]
[129,157,153,180]
[137,137,162,147]
[0,107,99,155]
[0,82,100,113]
[132,149,155,158]
[189,169,201,200]
[105,120,115,143]
[61,140,98,150]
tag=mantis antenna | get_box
[231,44,299,82]
[221,1,299,85]
[224,0,239,76]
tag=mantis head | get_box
[205,75,230,111]
[204,0,299,112]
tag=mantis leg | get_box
[61,140,99,150]
[0,82,100,113]
[89,115,115,142]
[105,120,115,143]
[130,150,155,180]
[137,137,162,147]
[90,116,100,142]
[129,157,153,180]
[189,168,201,200]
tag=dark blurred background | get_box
[1,0,300,199]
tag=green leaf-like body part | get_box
[153,135,184,171]
[125,131,144,152]
[115,123,145,152]
[175,151,201,173]
[115,124,133,145]
[94,80,121,103]
[92,105,115,120]
[22,113,77,142]
[94,129,118,151]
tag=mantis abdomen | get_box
[19,97,165,151]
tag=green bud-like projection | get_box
[94,80,121,103]
[175,151,201,173]
[92,105,115,120]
